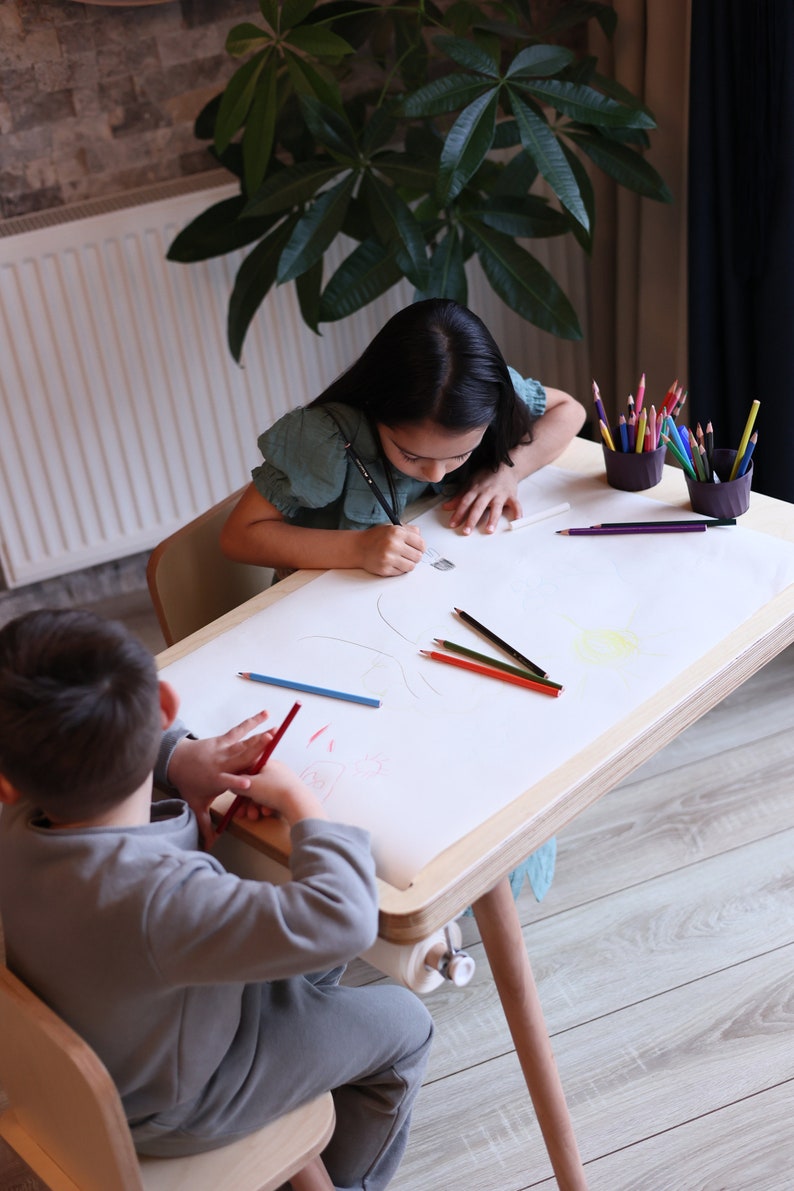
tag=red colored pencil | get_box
[215,700,301,835]
[420,650,562,697]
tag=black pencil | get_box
[453,607,547,678]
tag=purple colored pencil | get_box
[557,524,708,537]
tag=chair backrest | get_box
[0,965,336,1191]
[0,963,144,1191]
[147,488,272,647]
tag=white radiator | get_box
[0,170,590,588]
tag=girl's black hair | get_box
[311,299,535,471]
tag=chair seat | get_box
[0,964,334,1191]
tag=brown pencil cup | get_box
[603,441,665,492]
[686,448,752,517]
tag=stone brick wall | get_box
[0,0,262,220]
[1,0,573,223]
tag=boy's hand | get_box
[246,760,329,825]
[167,711,270,845]
[358,524,425,576]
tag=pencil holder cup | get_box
[602,441,665,492]
[685,448,752,517]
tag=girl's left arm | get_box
[446,387,585,533]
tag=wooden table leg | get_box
[472,877,587,1191]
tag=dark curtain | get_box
[688,0,794,501]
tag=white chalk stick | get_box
[509,501,571,531]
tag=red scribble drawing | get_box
[309,723,330,744]
[352,753,389,779]
[299,760,345,803]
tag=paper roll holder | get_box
[424,923,475,987]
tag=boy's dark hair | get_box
[0,609,161,821]
[311,298,535,471]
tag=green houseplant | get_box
[168,0,671,362]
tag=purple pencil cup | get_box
[685,448,752,517]
[603,440,665,492]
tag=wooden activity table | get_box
[156,438,794,1189]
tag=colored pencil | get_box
[453,607,547,677]
[635,372,646,415]
[238,671,381,708]
[729,400,761,479]
[635,408,647,453]
[618,414,629,453]
[420,650,561,697]
[595,518,736,529]
[433,639,563,690]
[661,433,697,480]
[599,419,616,452]
[215,700,301,835]
[509,501,570,530]
[557,524,707,537]
[735,431,758,478]
[592,379,608,429]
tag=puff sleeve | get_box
[251,406,351,518]
[508,366,546,418]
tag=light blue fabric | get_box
[462,837,557,917]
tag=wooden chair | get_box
[147,488,272,648]
[0,965,335,1191]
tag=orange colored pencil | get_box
[420,650,562,697]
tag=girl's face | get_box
[376,419,487,483]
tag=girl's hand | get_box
[443,465,522,534]
[358,524,426,576]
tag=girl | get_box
[221,299,584,909]
[221,299,585,577]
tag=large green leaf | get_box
[258,0,278,30]
[214,51,267,155]
[226,22,271,57]
[281,0,318,29]
[228,215,298,362]
[244,160,345,217]
[284,50,343,111]
[506,44,574,79]
[298,94,358,159]
[467,195,570,239]
[568,131,673,201]
[509,90,588,230]
[438,89,499,204]
[372,150,438,193]
[361,176,429,290]
[287,25,354,61]
[424,229,468,304]
[319,239,403,322]
[559,140,595,249]
[401,73,491,118]
[491,148,539,196]
[166,196,277,263]
[296,257,324,334]
[433,34,500,76]
[277,173,357,283]
[242,61,277,197]
[463,217,582,338]
[515,78,656,129]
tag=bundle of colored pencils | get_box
[663,400,759,484]
[593,374,685,454]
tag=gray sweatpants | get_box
[133,967,434,1191]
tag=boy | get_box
[0,609,433,1189]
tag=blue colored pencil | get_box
[238,671,381,708]
[736,431,757,478]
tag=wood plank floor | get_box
[1,589,792,1190]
